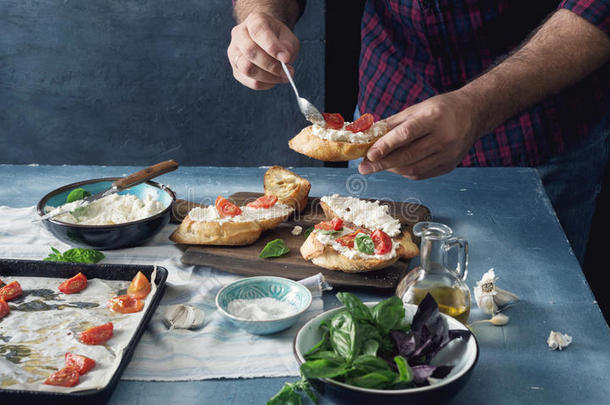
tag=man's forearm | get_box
[233,0,300,27]
[459,9,610,138]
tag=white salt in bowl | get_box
[215,276,312,335]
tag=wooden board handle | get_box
[112,160,179,191]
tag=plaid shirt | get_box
[358,0,610,167]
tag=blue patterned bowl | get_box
[216,276,312,335]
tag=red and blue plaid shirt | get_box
[358,0,610,167]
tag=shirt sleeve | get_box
[559,0,610,37]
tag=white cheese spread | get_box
[311,121,387,144]
[315,227,398,261]
[320,194,401,237]
[188,203,293,223]
[47,193,165,225]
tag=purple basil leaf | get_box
[390,330,417,359]
[412,365,436,384]
[449,329,471,341]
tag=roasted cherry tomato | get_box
[322,112,345,130]
[108,295,144,314]
[79,322,113,345]
[335,229,368,248]
[44,366,80,387]
[246,195,278,209]
[127,271,151,299]
[58,272,88,294]
[215,195,242,217]
[65,353,96,375]
[314,217,344,231]
[345,113,374,133]
[0,298,9,320]
[371,229,392,255]
[0,281,22,301]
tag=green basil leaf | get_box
[319,229,341,237]
[393,355,413,383]
[300,358,349,379]
[345,370,398,389]
[352,355,391,374]
[303,226,314,239]
[259,239,290,258]
[361,339,380,356]
[62,248,105,264]
[330,311,360,362]
[336,292,372,323]
[266,383,302,405]
[305,350,344,362]
[304,330,331,359]
[354,233,374,255]
[371,296,405,333]
[66,188,91,203]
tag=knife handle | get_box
[112,160,179,191]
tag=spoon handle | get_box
[112,160,179,191]
[280,61,300,99]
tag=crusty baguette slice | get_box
[170,216,263,246]
[320,200,419,260]
[288,124,387,162]
[264,166,311,213]
[300,231,400,273]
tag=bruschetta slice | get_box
[288,113,388,162]
[263,166,311,213]
[170,195,294,246]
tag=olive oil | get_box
[410,286,470,324]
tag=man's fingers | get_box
[232,63,276,90]
[386,153,448,180]
[367,113,433,162]
[236,41,289,83]
[247,16,296,63]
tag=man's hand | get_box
[228,12,300,90]
[358,91,479,180]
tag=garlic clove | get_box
[489,313,509,326]
[547,330,572,350]
[493,287,519,306]
[164,304,205,330]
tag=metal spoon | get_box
[280,61,325,126]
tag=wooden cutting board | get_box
[175,192,431,291]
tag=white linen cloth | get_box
[0,206,325,381]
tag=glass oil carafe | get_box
[396,222,471,323]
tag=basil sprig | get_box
[355,233,374,255]
[66,188,91,203]
[259,239,290,259]
[44,247,105,264]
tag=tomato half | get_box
[215,196,242,217]
[127,271,151,299]
[79,322,113,345]
[44,366,80,387]
[345,113,374,133]
[0,298,9,319]
[0,281,22,301]
[246,195,278,209]
[65,353,96,375]
[58,272,88,294]
[335,229,368,249]
[108,295,144,314]
[322,113,345,130]
[314,217,344,231]
[371,229,392,255]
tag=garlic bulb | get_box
[547,331,572,350]
[164,304,205,330]
[474,268,519,315]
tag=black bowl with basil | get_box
[289,295,479,405]
[37,177,175,250]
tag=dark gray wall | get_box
[0,0,325,166]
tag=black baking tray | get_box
[0,259,168,404]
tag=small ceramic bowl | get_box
[37,177,175,250]
[293,302,479,404]
[216,276,312,335]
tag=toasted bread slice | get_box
[300,231,400,273]
[288,123,387,162]
[170,216,263,246]
[320,197,419,260]
[264,166,311,212]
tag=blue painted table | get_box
[1,165,609,404]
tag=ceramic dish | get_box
[293,302,479,404]
[216,276,312,335]
[36,177,175,250]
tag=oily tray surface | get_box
[0,259,168,404]
[178,192,431,290]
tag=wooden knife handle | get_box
[112,160,179,191]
